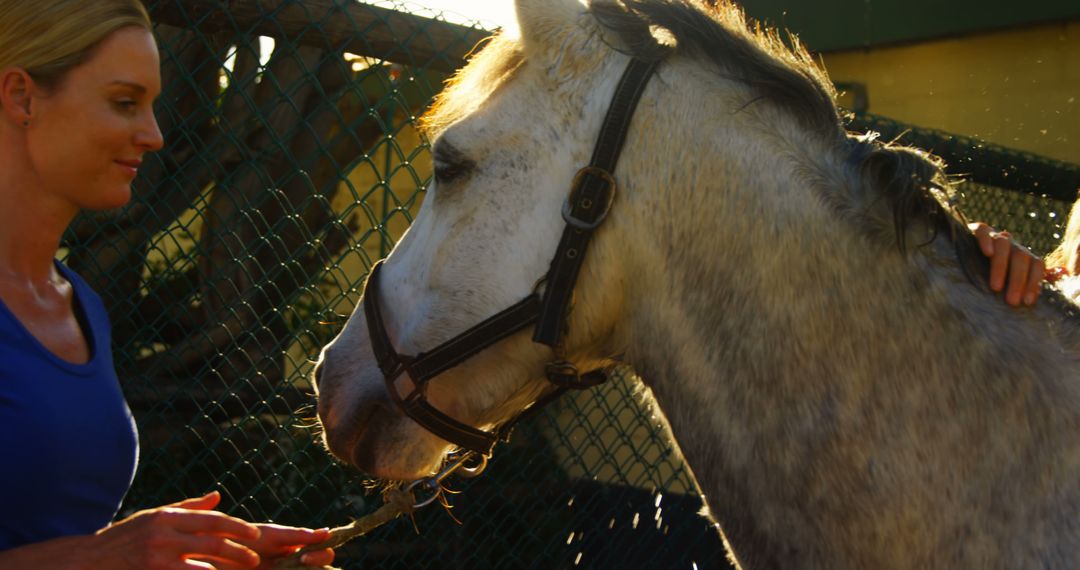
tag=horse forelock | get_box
[419,34,525,139]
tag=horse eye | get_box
[434,159,468,185]
[432,141,474,187]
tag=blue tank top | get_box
[0,262,138,550]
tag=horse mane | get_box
[591,0,840,133]
[589,0,986,269]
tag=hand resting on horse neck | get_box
[969,192,1080,306]
[969,221,1046,306]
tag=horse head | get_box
[314,0,643,480]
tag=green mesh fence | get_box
[849,114,1080,255]
[59,2,1080,569]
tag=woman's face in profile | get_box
[25,25,163,212]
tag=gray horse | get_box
[313,0,1080,567]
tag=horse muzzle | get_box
[314,339,451,479]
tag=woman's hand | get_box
[89,491,263,569]
[213,523,335,569]
[108,493,335,569]
[969,222,1044,306]
[0,491,334,569]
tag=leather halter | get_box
[363,57,659,455]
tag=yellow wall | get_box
[822,20,1080,164]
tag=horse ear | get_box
[513,0,589,57]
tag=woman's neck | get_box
[0,142,77,286]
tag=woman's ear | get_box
[0,67,34,127]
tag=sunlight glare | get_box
[399,0,518,31]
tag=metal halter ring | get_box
[562,166,617,231]
[454,453,489,479]
[406,478,445,510]
[404,451,488,509]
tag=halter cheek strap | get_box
[363,57,660,455]
[534,57,659,346]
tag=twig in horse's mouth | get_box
[270,488,416,570]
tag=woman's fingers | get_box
[1025,257,1045,305]
[1004,247,1032,305]
[138,519,259,569]
[155,493,261,543]
[970,222,996,257]
[130,508,261,568]
[970,222,1045,306]
[163,510,261,542]
[208,546,335,570]
[169,492,222,511]
[217,524,334,570]
[989,231,1013,292]
[179,537,260,569]
[231,524,334,568]
[249,524,329,552]
[179,560,218,570]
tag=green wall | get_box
[741,0,1080,51]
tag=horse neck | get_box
[609,60,881,394]
[600,62,1080,566]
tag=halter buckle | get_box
[562,166,617,231]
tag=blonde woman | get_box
[0,2,332,568]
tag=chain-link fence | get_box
[849,114,1080,255]
[61,1,1080,569]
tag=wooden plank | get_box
[149,0,494,72]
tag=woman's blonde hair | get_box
[0,0,151,90]
[1046,198,1080,272]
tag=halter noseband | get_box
[363,57,659,456]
